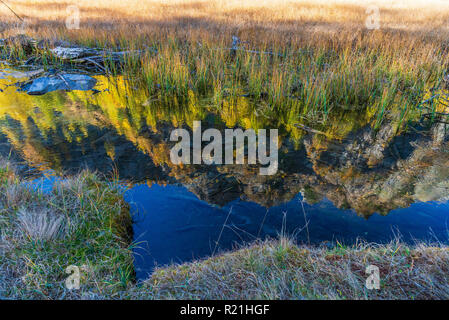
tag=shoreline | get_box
[1,159,449,299]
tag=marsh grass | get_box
[139,237,449,300]
[126,37,445,122]
[0,162,134,299]
[2,1,449,127]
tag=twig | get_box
[77,57,107,73]
[213,207,233,256]
[211,47,284,57]
[298,196,310,245]
[418,94,440,107]
[0,0,23,22]
[56,74,71,90]
[294,123,328,136]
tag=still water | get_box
[126,184,449,280]
[1,65,448,280]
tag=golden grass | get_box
[136,237,449,300]
[1,0,449,46]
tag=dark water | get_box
[126,184,449,280]
[1,65,449,280]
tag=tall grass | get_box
[122,36,445,128]
[1,1,448,126]
[0,163,134,299]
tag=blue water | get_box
[125,184,449,280]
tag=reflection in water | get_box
[0,64,449,277]
[126,183,449,280]
[0,65,447,214]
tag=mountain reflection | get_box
[0,67,448,216]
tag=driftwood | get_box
[220,36,284,58]
[50,47,99,60]
[0,36,147,73]
[56,48,145,73]
[294,123,328,136]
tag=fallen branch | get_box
[294,123,328,136]
[81,57,108,73]
[212,47,284,57]
[422,112,449,124]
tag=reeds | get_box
[122,37,446,129]
[1,1,449,127]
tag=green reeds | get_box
[2,30,448,129]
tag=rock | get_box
[432,122,448,145]
[20,74,97,95]
[51,46,99,60]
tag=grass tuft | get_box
[0,162,134,299]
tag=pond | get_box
[1,65,448,280]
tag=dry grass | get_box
[2,1,449,39]
[0,163,134,299]
[2,0,449,61]
[138,237,449,300]
[17,208,66,241]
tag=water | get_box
[126,184,449,280]
[1,65,448,280]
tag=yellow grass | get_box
[1,0,449,43]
